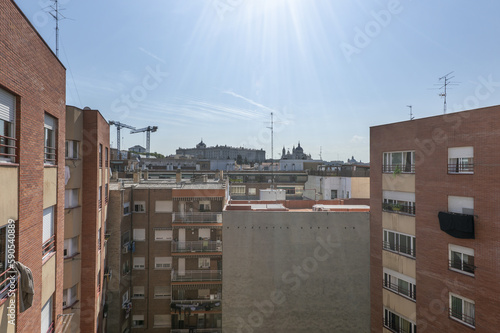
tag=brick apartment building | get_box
[0,0,66,331]
[370,106,500,332]
[106,173,227,333]
[64,106,110,332]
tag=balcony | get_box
[383,241,415,258]
[382,163,415,174]
[0,268,17,305]
[42,235,56,258]
[383,279,416,301]
[171,270,222,282]
[173,212,222,224]
[382,202,415,216]
[172,241,222,253]
[0,134,17,163]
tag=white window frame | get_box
[383,268,416,301]
[198,257,210,269]
[43,206,55,251]
[155,257,172,269]
[123,202,130,215]
[134,201,146,213]
[133,257,145,270]
[154,228,172,241]
[0,87,16,163]
[449,293,475,328]
[63,284,78,308]
[383,229,416,258]
[133,228,146,241]
[383,308,416,333]
[248,188,257,196]
[448,147,474,174]
[65,140,79,159]
[231,185,246,195]
[449,244,475,276]
[41,296,53,333]
[64,236,78,258]
[154,286,171,299]
[383,151,415,173]
[122,290,129,305]
[65,189,79,209]
[132,286,145,299]
[44,113,57,165]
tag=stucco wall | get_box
[222,211,370,333]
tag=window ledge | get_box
[449,267,475,277]
[64,252,81,260]
[63,299,79,310]
[64,205,81,210]
[44,164,58,168]
[382,286,416,302]
[42,251,56,264]
[449,315,475,329]
[65,158,81,161]
[448,172,474,175]
[0,161,19,167]
[382,248,416,260]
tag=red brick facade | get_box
[370,106,500,332]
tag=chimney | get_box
[176,169,182,183]
[133,171,141,183]
[219,170,224,180]
[144,170,149,180]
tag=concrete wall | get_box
[222,211,370,333]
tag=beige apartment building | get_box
[106,174,227,333]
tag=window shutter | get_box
[0,88,15,122]
[41,297,53,332]
[43,206,54,243]
[44,113,56,130]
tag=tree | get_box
[236,154,243,165]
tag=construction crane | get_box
[109,121,136,159]
[130,126,158,158]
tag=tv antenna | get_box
[433,72,459,114]
[46,0,71,58]
[407,105,414,120]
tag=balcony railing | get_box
[448,163,474,174]
[173,212,222,224]
[449,259,475,274]
[172,270,222,282]
[382,163,415,174]
[449,308,475,327]
[383,279,416,301]
[172,241,222,253]
[171,329,222,333]
[0,268,17,304]
[42,235,56,257]
[0,134,17,162]
[382,202,415,215]
[383,241,415,258]
[44,146,56,164]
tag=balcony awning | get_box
[438,211,475,239]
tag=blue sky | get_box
[16,0,500,162]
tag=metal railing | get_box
[172,241,222,253]
[0,268,17,304]
[383,241,415,258]
[382,202,416,215]
[44,146,56,164]
[382,163,415,174]
[42,235,56,257]
[173,212,222,224]
[171,270,222,282]
[0,134,17,161]
[448,163,474,174]
[449,308,475,327]
[383,279,416,301]
[449,259,475,274]
[383,318,415,333]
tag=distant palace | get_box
[176,140,266,162]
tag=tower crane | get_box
[130,126,158,158]
[109,121,136,159]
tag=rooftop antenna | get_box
[319,146,322,160]
[407,105,414,120]
[434,72,459,114]
[47,0,71,58]
[266,112,274,187]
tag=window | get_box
[155,200,172,213]
[64,189,79,208]
[198,289,210,298]
[199,200,211,212]
[41,296,53,333]
[231,185,246,195]
[97,228,101,251]
[134,201,145,213]
[383,191,416,215]
[133,229,146,241]
[0,88,16,163]
[97,186,102,209]
[104,183,108,204]
[122,261,130,275]
[198,228,211,240]
[154,228,172,241]
[198,258,210,269]
[97,270,101,293]
[450,293,475,327]
[155,257,172,269]
[99,144,102,168]
[248,188,257,196]
[0,227,6,273]
[64,236,78,258]
[383,268,416,301]
[123,202,130,215]
[44,113,57,165]
[383,151,415,173]
[383,229,416,257]
[384,308,416,333]
[133,286,145,298]
[448,147,473,174]
[105,147,108,167]
[63,284,78,308]
[133,257,145,269]
[154,286,171,299]
[154,314,171,328]
[331,190,338,199]
[65,140,78,159]
[448,196,474,215]
[122,290,129,305]
[449,244,475,275]
[132,315,145,328]
[43,206,55,257]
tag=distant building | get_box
[129,145,146,154]
[281,142,312,160]
[176,139,266,162]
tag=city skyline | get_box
[16,0,500,162]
